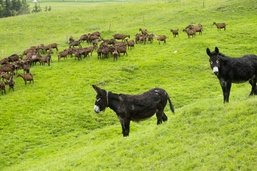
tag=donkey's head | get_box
[206,47,221,75]
[92,85,108,113]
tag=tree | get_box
[12,0,22,11]
[3,0,12,17]
[0,4,3,18]
[32,3,41,13]
[0,0,29,18]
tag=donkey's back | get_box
[124,88,169,105]
[224,54,257,82]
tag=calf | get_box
[170,29,179,37]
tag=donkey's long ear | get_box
[206,48,211,56]
[215,47,219,54]
[92,85,106,96]
[92,85,101,94]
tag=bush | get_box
[0,0,30,18]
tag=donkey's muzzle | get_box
[94,105,101,113]
[213,66,219,75]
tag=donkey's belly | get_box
[228,71,254,83]
[130,108,157,122]
[225,66,255,83]
[231,75,253,83]
[232,79,250,84]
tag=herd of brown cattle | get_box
[0,22,226,95]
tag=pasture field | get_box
[0,0,257,170]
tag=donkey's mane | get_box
[218,52,235,62]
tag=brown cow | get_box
[170,29,179,37]
[213,22,226,30]
[156,35,167,44]
[183,28,196,38]
[126,39,135,49]
[113,34,130,41]
[187,24,203,35]
[17,73,34,85]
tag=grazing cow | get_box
[112,48,119,61]
[45,43,58,51]
[170,29,179,37]
[22,61,30,73]
[89,31,101,38]
[17,73,34,85]
[186,24,203,35]
[88,34,101,44]
[97,45,110,59]
[183,28,196,38]
[156,35,167,44]
[135,33,147,44]
[30,54,41,66]
[0,64,15,74]
[102,38,116,45]
[115,44,127,56]
[92,85,175,137]
[84,45,97,56]
[76,48,91,60]
[213,22,226,30]
[147,33,155,43]
[13,60,24,72]
[206,47,257,103]
[40,54,51,66]
[7,54,20,62]
[69,40,82,48]
[79,34,89,42]
[113,34,130,41]
[58,50,69,61]
[74,50,83,60]
[126,39,135,49]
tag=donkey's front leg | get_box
[219,79,231,103]
[119,117,130,137]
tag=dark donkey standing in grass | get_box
[92,85,174,137]
[206,47,257,103]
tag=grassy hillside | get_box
[0,0,257,170]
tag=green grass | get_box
[1,0,257,170]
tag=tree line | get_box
[0,0,29,18]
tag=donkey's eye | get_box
[216,60,219,63]
[210,61,213,64]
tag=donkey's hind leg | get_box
[162,113,168,122]
[249,77,257,95]
[156,110,168,125]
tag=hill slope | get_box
[0,0,257,170]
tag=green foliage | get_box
[31,3,41,13]
[0,0,257,170]
[0,0,29,18]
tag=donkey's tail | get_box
[167,94,175,113]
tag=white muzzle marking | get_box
[213,66,219,73]
[94,105,100,113]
